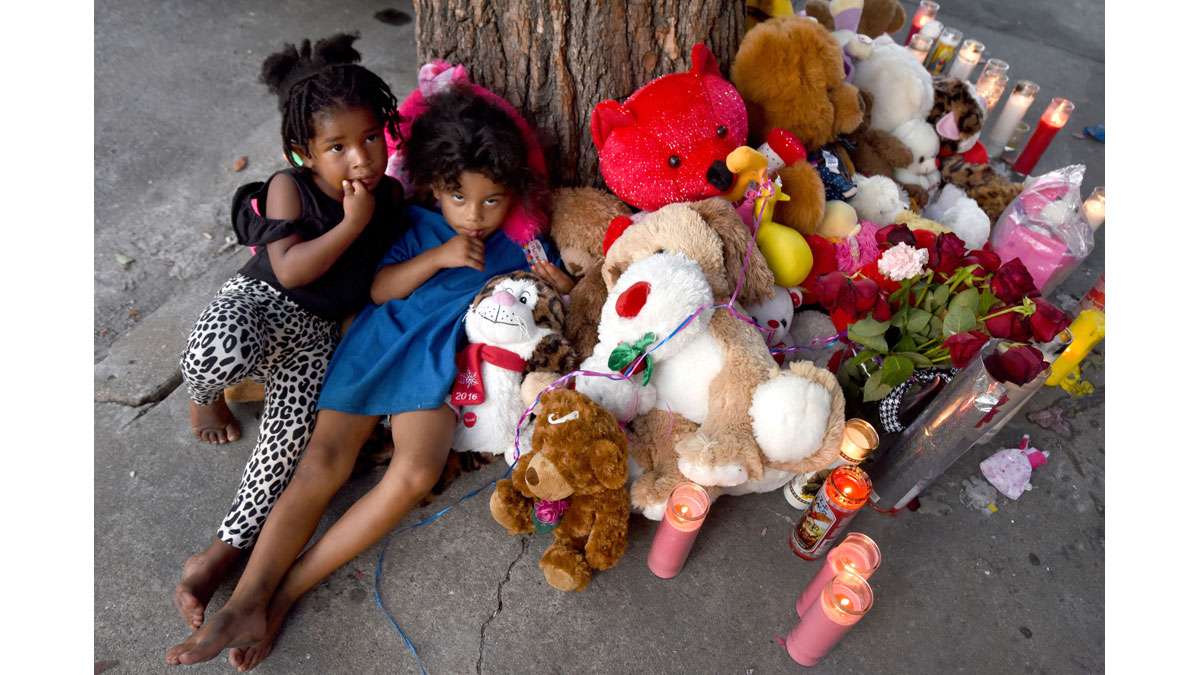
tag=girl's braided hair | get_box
[259,32,401,166]
[405,86,547,210]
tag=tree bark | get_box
[414,0,745,188]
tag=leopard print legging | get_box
[180,274,340,548]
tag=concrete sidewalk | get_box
[95,1,1104,672]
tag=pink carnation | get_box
[878,242,929,281]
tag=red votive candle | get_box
[796,532,881,617]
[647,482,710,579]
[786,569,874,666]
[1012,98,1075,175]
[905,0,941,45]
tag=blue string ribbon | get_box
[373,467,513,675]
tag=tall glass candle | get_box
[1083,186,1105,229]
[647,482,710,579]
[906,33,934,63]
[790,466,873,560]
[784,419,879,511]
[947,39,985,80]
[926,28,963,75]
[1012,97,1075,175]
[796,533,881,617]
[905,0,941,45]
[985,80,1039,157]
[785,569,874,666]
[975,59,1010,112]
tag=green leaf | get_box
[849,317,890,337]
[906,308,933,333]
[930,315,943,336]
[978,287,999,315]
[942,306,977,336]
[879,355,915,386]
[949,288,980,315]
[897,351,934,367]
[894,335,918,353]
[862,369,892,402]
[931,284,951,309]
[853,332,890,353]
[846,349,876,370]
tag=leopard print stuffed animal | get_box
[929,78,1023,223]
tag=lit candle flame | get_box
[679,504,690,517]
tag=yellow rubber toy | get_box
[755,178,814,287]
[1046,308,1105,396]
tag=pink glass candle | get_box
[1012,98,1075,175]
[647,482,710,579]
[796,533,881,617]
[785,569,874,666]
[905,0,940,45]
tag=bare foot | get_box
[228,592,296,672]
[165,600,266,666]
[190,397,241,444]
[174,539,243,629]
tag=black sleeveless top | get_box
[232,168,406,321]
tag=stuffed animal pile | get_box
[383,7,1048,588]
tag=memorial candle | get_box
[907,33,934,64]
[1012,97,1075,175]
[975,59,1010,111]
[1083,186,1105,229]
[785,569,874,666]
[796,533,881,617]
[647,482,710,579]
[926,28,962,75]
[947,39,985,80]
[906,0,940,45]
[985,80,1039,157]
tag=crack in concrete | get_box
[476,536,529,674]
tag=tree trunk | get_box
[414,0,745,188]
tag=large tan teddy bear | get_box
[575,199,845,519]
[732,16,865,235]
[490,388,629,592]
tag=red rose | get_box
[872,296,892,322]
[990,258,1037,304]
[984,344,1049,386]
[802,235,839,288]
[852,277,880,313]
[944,330,989,368]
[963,248,1001,275]
[876,223,916,248]
[1029,298,1070,343]
[912,229,938,251]
[928,233,967,276]
[984,310,1032,342]
[858,260,901,295]
[812,272,853,311]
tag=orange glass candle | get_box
[790,466,873,560]
[786,569,875,666]
[647,482,710,579]
[1012,98,1075,175]
[796,533,881,617]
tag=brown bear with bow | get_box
[489,389,630,592]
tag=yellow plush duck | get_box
[725,147,815,287]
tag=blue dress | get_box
[317,205,559,416]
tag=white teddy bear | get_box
[892,119,942,192]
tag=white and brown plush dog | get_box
[574,200,846,519]
[451,272,576,465]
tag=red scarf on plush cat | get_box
[449,344,526,407]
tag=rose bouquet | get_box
[809,224,1070,405]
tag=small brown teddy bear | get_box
[733,16,865,235]
[845,89,913,179]
[489,388,630,592]
[804,0,906,39]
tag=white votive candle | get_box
[947,39,985,80]
[986,80,1039,156]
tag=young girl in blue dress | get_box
[173,33,406,632]
[167,86,575,670]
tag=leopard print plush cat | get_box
[930,78,1024,223]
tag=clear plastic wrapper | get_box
[868,340,1051,510]
[989,165,1095,293]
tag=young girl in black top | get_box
[174,33,405,631]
